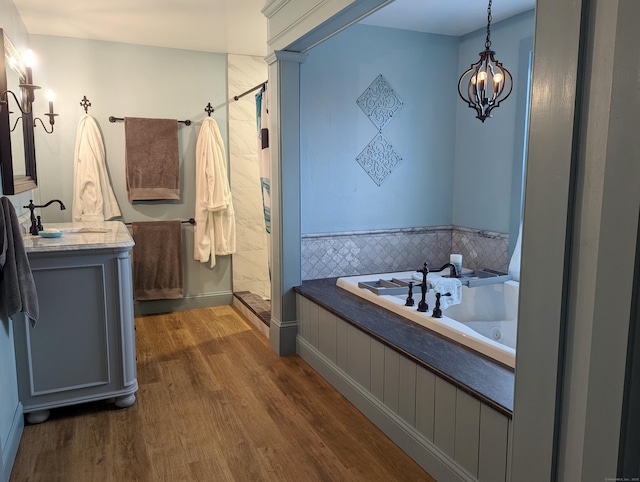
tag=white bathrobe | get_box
[72,114,121,222]
[194,117,236,267]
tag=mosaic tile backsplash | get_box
[301,226,509,280]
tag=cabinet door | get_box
[24,263,112,394]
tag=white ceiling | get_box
[12,0,536,56]
[361,0,535,37]
[12,0,270,56]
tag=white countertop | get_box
[22,221,134,253]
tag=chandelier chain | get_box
[485,0,493,49]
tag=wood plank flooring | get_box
[10,306,435,482]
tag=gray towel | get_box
[0,197,39,325]
[132,221,183,301]
[125,117,180,202]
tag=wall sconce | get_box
[457,0,513,122]
[1,49,58,134]
[0,49,40,115]
[33,90,58,133]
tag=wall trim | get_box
[297,337,474,482]
[134,291,233,316]
[1,402,24,482]
[302,225,452,239]
[266,50,308,65]
[265,0,333,48]
[262,0,291,18]
[269,317,298,355]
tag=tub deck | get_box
[294,277,514,417]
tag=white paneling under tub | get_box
[296,294,512,482]
[416,366,436,442]
[347,323,371,391]
[318,310,337,364]
[370,339,385,402]
[435,378,457,458]
[455,391,481,478]
[398,356,417,426]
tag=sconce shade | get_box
[457,0,513,122]
[458,48,512,122]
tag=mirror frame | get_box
[0,28,37,195]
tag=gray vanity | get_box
[13,221,137,423]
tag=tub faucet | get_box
[432,292,451,318]
[430,262,459,278]
[23,199,66,235]
[416,263,430,312]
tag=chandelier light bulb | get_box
[24,49,36,68]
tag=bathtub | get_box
[336,271,518,368]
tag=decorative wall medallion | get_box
[356,133,402,186]
[356,74,403,131]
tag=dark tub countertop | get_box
[294,277,514,417]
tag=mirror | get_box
[0,29,37,195]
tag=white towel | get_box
[72,114,121,222]
[428,273,462,310]
[194,117,236,267]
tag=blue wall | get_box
[29,35,233,313]
[0,1,27,479]
[453,10,535,236]
[300,24,459,234]
[300,11,535,236]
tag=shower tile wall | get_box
[301,226,509,280]
[228,54,270,300]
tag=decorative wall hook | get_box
[80,95,91,113]
[204,102,214,116]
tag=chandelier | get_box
[457,0,513,122]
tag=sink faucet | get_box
[23,199,66,235]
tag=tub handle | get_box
[432,292,451,318]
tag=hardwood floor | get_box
[10,306,435,482]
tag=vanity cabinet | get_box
[13,222,137,423]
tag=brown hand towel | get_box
[0,197,39,325]
[132,221,183,301]
[125,117,180,202]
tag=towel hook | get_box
[80,95,91,113]
[204,102,214,117]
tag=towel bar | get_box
[124,218,196,227]
[109,116,192,126]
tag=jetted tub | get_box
[336,270,519,368]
